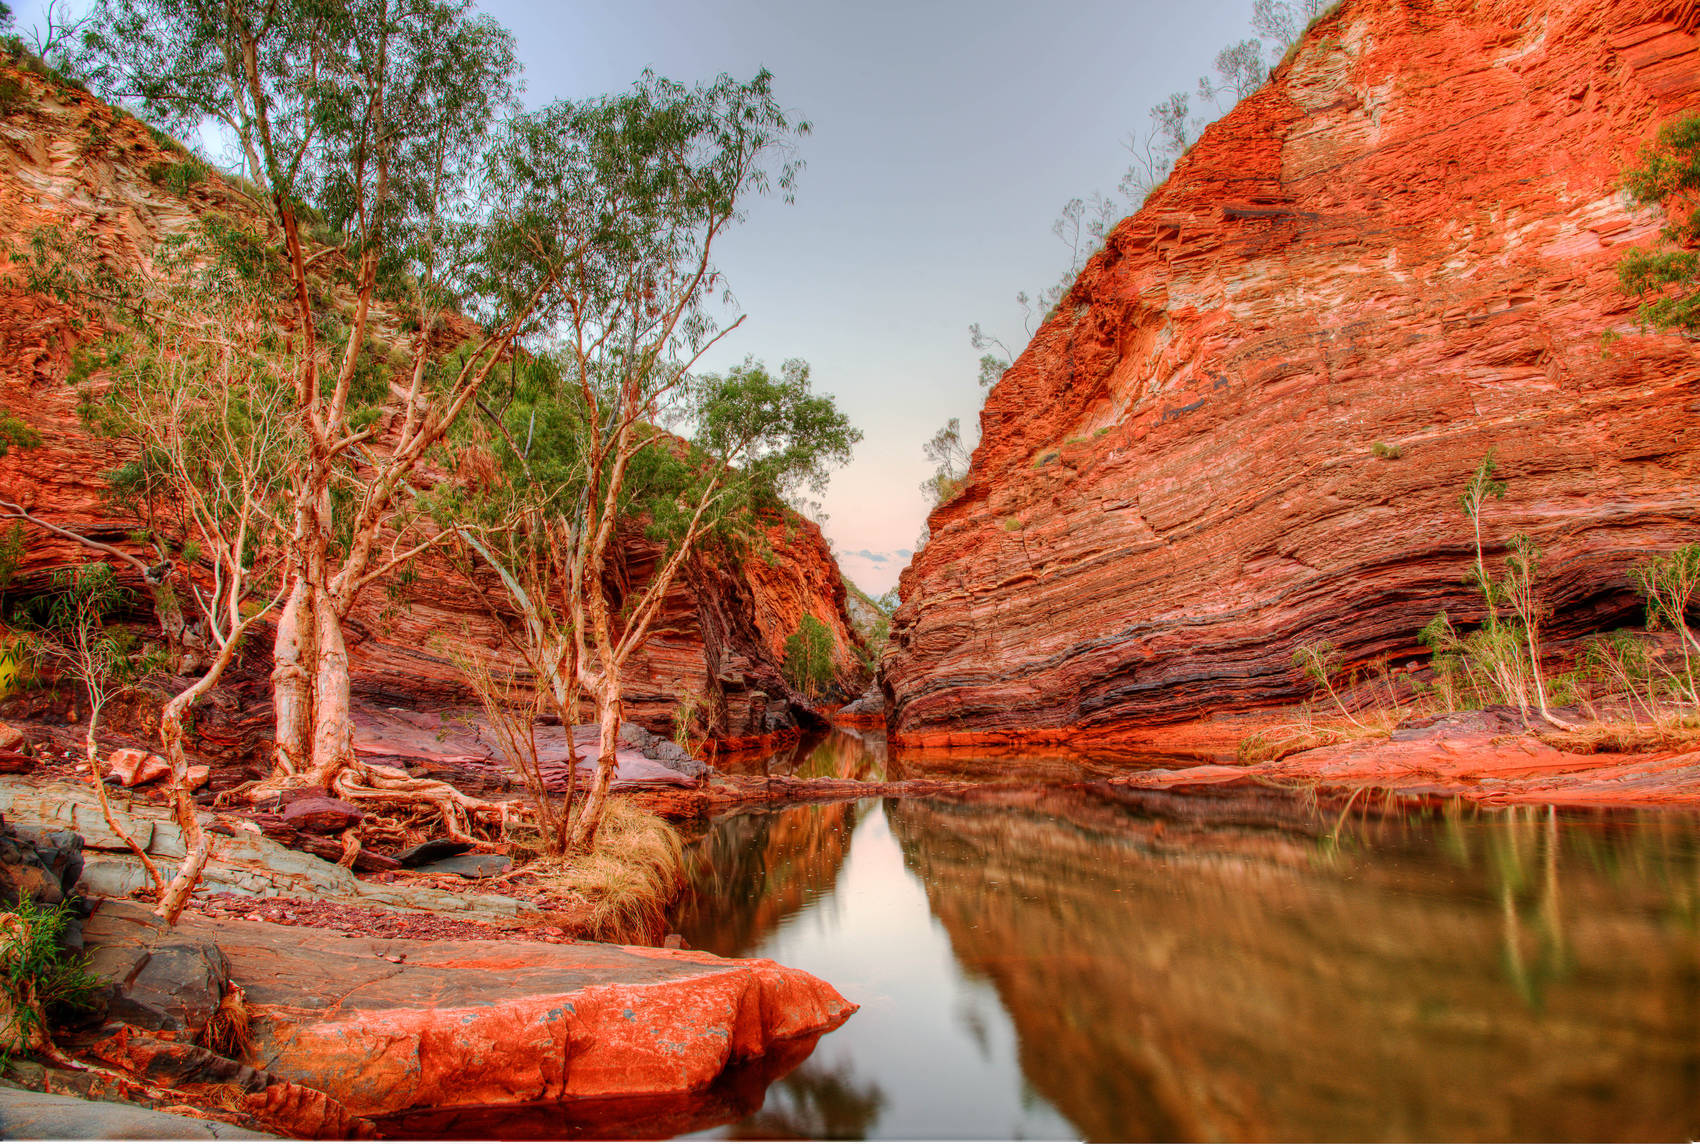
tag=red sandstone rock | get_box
[106,748,169,787]
[887,0,1700,745]
[0,65,867,751]
[279,796,364,835]
[80,901,858,1119]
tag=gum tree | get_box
[452,70,852,847]
[81,0,577,801]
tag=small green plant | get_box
[1293,639,1367,728]
[1002,516,1022,531]
[783,614,836,701]
[0,897,102,1063]
[1034,448,1060,468]
[1370,441,1402,460]
[0,74,27,116]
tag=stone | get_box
[0,721,26,751]
[84,916,231,1036]
[106,748,170,788]
[80,902,858,1119]
[0,1085,272,1140]
[393,838,473,868]
[0,820,83,908]
[278,796,363,836]
[885,0,1700,746]
[412,853,509,879]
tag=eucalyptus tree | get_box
[80,0,579,798]
[455,71,853,847]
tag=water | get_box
[386,730,1700,1141]
[668,732,1700,1142]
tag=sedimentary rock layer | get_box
[887,0,1700,744]
[0,61,865,744]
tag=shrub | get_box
[1370,441,1401,460]
[0,898,101,1062]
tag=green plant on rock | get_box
[1617,114,1700,335]
[1292,639,1366,729]
[783,614,836,701]
[1631,544,1700,701]
[0,897,101,1066]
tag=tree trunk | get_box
[306,600,355,787]
[84,712,163,893]
[570,681,622,851]
[154,640,245,924]
[271,578,314,775]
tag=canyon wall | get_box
[0,58,866,746]
[887,0,1700,745]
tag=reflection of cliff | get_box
[888,791,1700,1142]
[672,801,865,957]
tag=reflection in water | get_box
[677,775,1700,1142]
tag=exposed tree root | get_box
[226,760,512,849]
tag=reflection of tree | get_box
[672,801,864,957]
[725,1058,886,1140]
[887,789,1700,1143]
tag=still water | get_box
[669,731,1700,1142]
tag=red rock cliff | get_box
[886,0,1700,746]
[0,60,866,745]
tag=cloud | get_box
[842,549,892,564]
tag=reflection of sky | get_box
[695,804,1077,1141]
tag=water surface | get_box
[672,734,1700,1142]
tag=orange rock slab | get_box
[82,903,856,1119]
[886,0,1700,744]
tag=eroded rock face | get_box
[887,0,1700,745]
[0,63,866,749]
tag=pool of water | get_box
[385,730,1700,1141]
[668,732,1700,1142]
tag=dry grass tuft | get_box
[1238,705,1399,765]
[1535,718,1700,756]
[514,800,685,944]
[198,983,253,1062]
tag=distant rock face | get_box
[886,0,1700,745]
[0,63,866,747]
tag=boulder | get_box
[0,721,26,751]
[0,820,83,908]
[107,748,170,788]
[81,901,858,1119]
[85,922,231,1037]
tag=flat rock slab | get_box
[0,1085,272,1139]
[84,901,856,1119]
[0,779,537,922]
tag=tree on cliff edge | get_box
[1619,114,1700,336]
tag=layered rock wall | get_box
[0,59,865,746]
[887,0,1700,744]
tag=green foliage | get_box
[0,409,39,458]
[1630,544,1700,634]
[1617,114,1700,334]
[0,522,23,593]
[0,898,101,1061]
[1370,441,1401,460]
[144,156,209,197]
[782,614,836,701]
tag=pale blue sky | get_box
[16,0,1266,593]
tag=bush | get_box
[0,897,100,1061]
[783,614,836,700]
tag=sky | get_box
[14,0,1267,594]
